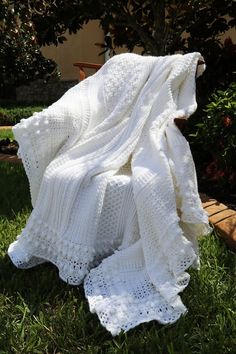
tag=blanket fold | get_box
[8,52,211,335]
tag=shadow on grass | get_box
[0,254,107,349]
[0,162,31,218]
[0,253,84,313]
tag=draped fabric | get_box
[8,53,211,335]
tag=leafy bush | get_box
[0,2,58,99]
[190,82,236,194]
[0,105,44,126]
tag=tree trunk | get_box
[151,0,166,55]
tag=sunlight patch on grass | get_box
[0,128,14,140]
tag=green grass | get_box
[0,129,14,140]
[0,105,45,126]
[0,162,235,354]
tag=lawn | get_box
[0,105,44,126]
[0,158,235,353]
[0,128,14,140]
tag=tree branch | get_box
[120,5,158,54]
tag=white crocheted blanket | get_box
[8,52,211,335]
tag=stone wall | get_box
[16,79,77,104]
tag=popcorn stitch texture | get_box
[8,52,211,335]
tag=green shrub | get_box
[0,2,58,99]
[190,82,236,194]
[0,105,44,126]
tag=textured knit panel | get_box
[8,52,211,335]
[8,168,134,285]
[13,79,91,205]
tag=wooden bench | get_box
[73,61,103,81]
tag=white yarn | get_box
[8,52,211,335]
